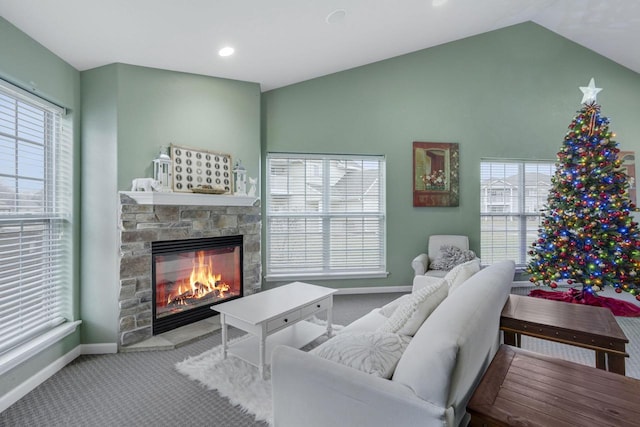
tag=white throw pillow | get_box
[377,278,447,336]
[310,331,411,379]
[378,294,412,318]
[445,258,481,294]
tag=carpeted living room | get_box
[2,1,640,426]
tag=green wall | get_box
[80,65,119,343]
[79,64,261,344]
[0,17,82,397]
[116,64,261,190]
[262,22,640,289]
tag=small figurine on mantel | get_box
[248,177,257,197]
[233,160,247,196]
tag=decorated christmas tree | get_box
[527,78,640,300]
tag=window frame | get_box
[0,78,79,374]
[265,152,387,281]
[480,159,554,268]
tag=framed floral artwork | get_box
[413,141,459,207]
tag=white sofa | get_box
[271,260,515,427]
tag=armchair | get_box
[411,235,471,278]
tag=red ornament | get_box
[550,282,558,289]
[615,288,622,293]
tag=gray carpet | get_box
[2,289,639,426]
[0,293,400,427]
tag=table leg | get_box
[503,330,518,347]
[326,302,334,337]
[607,353,626,375]
[595,350,606,370]
[221,313,228,359]
[259,330,266,380]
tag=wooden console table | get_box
[500,294,628,375]
[468,345,640,427]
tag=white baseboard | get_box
[334,285,411,295]
[0,346,81,413]
[0,342,118,413]
[80,343,118,354]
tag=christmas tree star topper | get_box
[579,77,602,104]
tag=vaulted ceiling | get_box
[1,0,638,91]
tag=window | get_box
[480,160,554,267]
[0,80,74,362]
[266,153,386,279]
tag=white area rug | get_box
[175,319,340,426]
[175,334,275,425]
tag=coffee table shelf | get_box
[227,320,327,368]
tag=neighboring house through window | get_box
[266,153,387,280]
[0,79,77,373]
[480,160,554,267]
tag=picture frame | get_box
[170,144,233,193]
[413,141,459,207]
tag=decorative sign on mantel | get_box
[170,144,233,194]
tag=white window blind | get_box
[266,153,386,279]
[480,160,553,267]
[0,80,73,357]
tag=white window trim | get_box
[0,78,76,368]
[480,159,554,268]
[265,153,387,281]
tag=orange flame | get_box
[166,250,231,305]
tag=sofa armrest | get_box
[272,345,445,427]
[411,253,429,276]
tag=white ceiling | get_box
[1,0,639,91]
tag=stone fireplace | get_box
[118,192,261,349]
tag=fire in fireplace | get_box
[152,235,243,334]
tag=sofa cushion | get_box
[377,278,447,336]
[445,258,481,294]
[310,331,411,379]
[430,245,476,271]
[340,309,389,334]
[412,275,446,293]
[379,294,412,317]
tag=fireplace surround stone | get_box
[117,192,261,349]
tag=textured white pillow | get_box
[445,258,481,294]
[378,294,412,318]
[310,332,411,378]
[430,245,477,271]
[377,279,447,336]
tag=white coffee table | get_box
[213,281,337,379]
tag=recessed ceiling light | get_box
[218,46,235,57]
[432,0,449,6]
[326,9,347,25]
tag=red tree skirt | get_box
[529,288,640,317]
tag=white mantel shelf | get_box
[120,191,259,207]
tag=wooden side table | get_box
[468,345,640,427]
[500,294,628,374]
